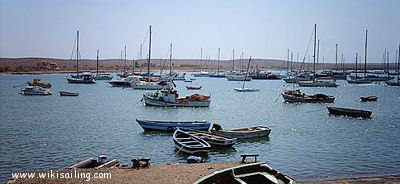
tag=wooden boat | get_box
[143,88,211,107]
[211,126,271,139]
[282,89,334,103]
[194,162,295,184]
[68,155,119,169]
[360,96,378,102]
[180,128,237,147]
[27,78,51,88]
[327,106,372,118]
[59,90,79,96]
[173,128,211,155]
[20,86,52,95]
[135,119,211,131]
[186,86,202,90]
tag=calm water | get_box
[1,73,399,182]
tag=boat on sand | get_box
[173,128,211,155]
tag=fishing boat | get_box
[108,76,139,87]
[59,90,79,96]
[143,87,211,107]
[180,128,237,147]
[67,31,96,84]
[135,119,211,131]
[360,96,378,102]
[385,44,400,86]
[282,89,334,103]
[211,125,271,139]
[173,128,211,155]
[327,106,372,118]
[186,86,202,90]
[234,57,260,92]
[194,162,295,184]
[68,155,119,169]
[131,80,165,90]
[27,78,51,88]
[20,86,52,95]
[94,50,113,80]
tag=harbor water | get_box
[0,73,399,182]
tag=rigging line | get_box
[300,30,314,71]
[69,33,77,62]
[274,84,290,103]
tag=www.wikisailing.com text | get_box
[12,170,111,182]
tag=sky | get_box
[0,0,399,63]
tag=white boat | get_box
[143,88,211,107]
[234,88,260,92]
[192,71,209,77]
[173,128,211,155]
[94,50,113,80]
[131,81,165,90]
[226,75,251,81]
[297,80,338,87]
[109,76,139,87]
[211,125,271,139]
[20,86,52,95]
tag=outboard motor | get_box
[98,155,107,164]
[187,156,204,164]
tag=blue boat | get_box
[136,119,211,132]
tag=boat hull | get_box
[59,91,79,96]
[143,94,210,107]
[234,88,260,92]
[327,106,372,118]
[173,129,211,155]
[385,81,400,86]
[212,126,271,139]
[297,81,338,87]
[67,78,96,84]
[282,93,335,103]
[136,119,211,131]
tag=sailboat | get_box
[297,24,338,87]
[209,48,226,78]
[234,57,260,92]
[347,30,372,84]
[385,44,400,86]
[94,49,113,80]
[67,31,96,84]
[131,25,166,90]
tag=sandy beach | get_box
[8,162,400,184]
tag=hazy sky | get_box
[1,0,399,63]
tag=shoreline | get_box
[8,162,400,184]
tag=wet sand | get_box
[8,162,400,184]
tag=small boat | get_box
[143,88,211,107]
[59,90,79,96]
[360,96,378,102]
[135,119,211,131]
[173,128,211,155]
[234,88,260,92]
[94,73,113,80]
[327,106,372,118]
[211,125,271,139]
[186,86,202,90]
[184,79,193,82]
[67,72,96,84]
[68,155,119,169]
[282,89,335,103]
[20,86,52,95]
[226,75,251,81]
[131,81,166,90]
[180,128,237,147]
[28,78,51,88]
[194,162,295,184]
[108,76,139,87]
[297,80,339,87]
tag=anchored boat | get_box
[173,128,211,155]
[211,125,271,139]
[282,89,335,103]
[20,86,52,95]
[135,119,211,131]
[143,88,210,107]
[59,90,79,96]
[327,106,372,118]
[194,162,295,184]
[180,128,237,148]
[360,96,378,102]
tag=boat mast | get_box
[169,43,172,74]
[96,49,99,75]
[364,29,368,78]
[217,48,220,75]
[200,48,203,71]
[398,44,400,82]
[232,49,235,71]
[313,24,317,79]
[317,40,320,72]
[76,31,79,77]
[241,52,244,73]
[242,56,252,89]
[124,46,127,69]
[355,53,358,79]
[335,43,338,71]
[148,25,152,82]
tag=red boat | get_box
[186,86,202,90]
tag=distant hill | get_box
[0,57,396,73]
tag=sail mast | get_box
[76,31,79,77]
[335,43,338,71]
[169,43,172,74]
[355,53,358,79]
[96,49,99,75]
[364,29,368,78]
[148,25,152,82]
[398,44,400,82]
[232,49,235,71]
[242,56,252,89]
[217,48,220,75]
[124,46,127,69]
[313,24,317,78]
